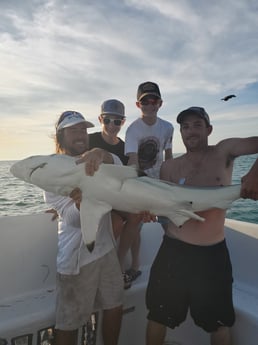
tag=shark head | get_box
[10,155,50,183]
[10,154,82,196]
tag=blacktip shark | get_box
[10,154,241,251]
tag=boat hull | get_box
[1,214,258,344]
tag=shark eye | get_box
[30,163,47,176]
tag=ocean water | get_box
[0,155,258,223]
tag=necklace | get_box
[179,151,207,184]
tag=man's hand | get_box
[76,148,105,175]
[76,148,115,175]
[69,188,82,210]
[138,211,157,223]
[45,208,58,221]
[241,159,258,200]
[241,173,258,200]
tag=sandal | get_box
[123,272,132,290]
[125,268,142,282]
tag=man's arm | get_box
[124,123,139,167]
[164,148,172,161]
[127,152,139,168]
[217,137,258,200]
[44,192,81,226]
[241,159,258,200]
[217,137,258,158]
[164,123,174,161]
[160,159,172,182]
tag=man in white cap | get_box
[45,110,124,345]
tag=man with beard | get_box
[145,106,258,345]
[44,110,124,345]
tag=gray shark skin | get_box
[10,154,241,249]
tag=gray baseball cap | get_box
[100,99,125,118]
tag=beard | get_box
[63,140,89,157]
[69,146,88,156]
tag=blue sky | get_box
[1,0,258,160]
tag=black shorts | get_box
[146,236,235,332]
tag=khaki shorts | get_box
[55,249,123,330]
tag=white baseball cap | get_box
[56,111,94,131]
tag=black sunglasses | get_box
[103,118,123,126]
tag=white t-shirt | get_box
[44,154,122,275]
[125,117,174,178]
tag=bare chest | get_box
[173,155,232,186]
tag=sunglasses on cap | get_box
[102,118,123,126]
[139,98,161,106]
[57,111,80,125]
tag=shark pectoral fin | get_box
[166,210,205,228]
[80,198,112,251]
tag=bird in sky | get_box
[221,94,236,101]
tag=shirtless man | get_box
[145,106,258,345]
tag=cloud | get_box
[0,0,258,159]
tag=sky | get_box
[1,0,258,160]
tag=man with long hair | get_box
[45,110,123,345]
